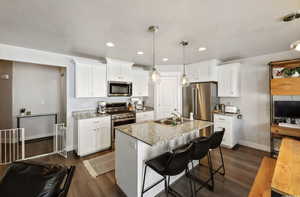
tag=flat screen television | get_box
[274,101,300,118]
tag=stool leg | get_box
[164,176,169,197]
[207,151,214,191]
[219,146,225,176]
[141,165,148,197]
[190,162,196,195]
[186,167,195,197]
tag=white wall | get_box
[219,51,299,151]
[12,62,62,119]
[12,62,62,139]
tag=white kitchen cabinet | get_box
[75,63,91,98]
[106,58,133,82]
[217,63,241,97]
[132,69,149,97]
[136,111,154,123]
[185,59,220,82]
[214,114,241,149]
[76,116,111,156]
[75,61,107,98]
[92,64,107,97]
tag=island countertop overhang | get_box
[115,119,213,146]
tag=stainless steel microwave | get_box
[108,81,132,97]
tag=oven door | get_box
[112,118,136,141]
[108,81,132,97]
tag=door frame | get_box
[154,72,182,119]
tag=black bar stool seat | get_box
[145,152,173,175]
[141,143,195,197]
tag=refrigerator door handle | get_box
[194,88,198,118]
[193,88,197,117]
[192,88,195,115]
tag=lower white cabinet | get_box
[75,116,111,156]
[136,111,154,123]
[214,114,241,149]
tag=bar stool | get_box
[188,136,214,193]
[141,143,194,197]
[208,128,226,177]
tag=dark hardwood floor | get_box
[0,145,268,197]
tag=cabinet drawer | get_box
[214,114,233,121]
[80,116,110,126]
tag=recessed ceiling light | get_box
[198,47,207,52]
[162,58,169,62]
[106,42,115,47]
[137,51,144,55]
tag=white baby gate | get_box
[0,124,67,165]
[0,128,25,165]
[54,123,68,158]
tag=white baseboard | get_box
[238,140,270,152]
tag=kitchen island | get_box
[115,119,213,197]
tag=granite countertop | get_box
[72,110,110,120]
[115,119,213,146]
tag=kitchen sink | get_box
[154,118,191,126]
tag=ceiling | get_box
[0,0,300,65]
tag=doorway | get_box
[154,72,182,119]
[0,60,67,163]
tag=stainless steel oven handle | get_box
[113,118,136,123]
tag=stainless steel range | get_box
[106,103,136,143]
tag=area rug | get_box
[83,152,115,178]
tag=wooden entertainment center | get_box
[269,59,300,157]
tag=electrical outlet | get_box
[0,74,9,80]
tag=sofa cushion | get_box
[0,162,67,197]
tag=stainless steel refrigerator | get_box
[182,82,219,134]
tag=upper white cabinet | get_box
[75,60,107,98]
[217,63,241,97]
[186,59,220,82]
[106,58,133,82]
[132,69,149,97]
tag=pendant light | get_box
[148,26,161,84]
[285,11,300,52]
[291,40,300,51]
[180,41,190,87]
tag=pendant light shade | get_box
[149,26,161,84]
[291,40,300,51]
[150,68,161,82]
[180,41,190,87]
[181,73,189,87]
